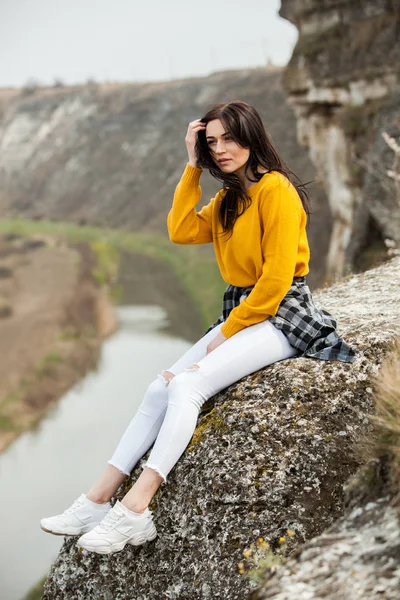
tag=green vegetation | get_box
[0,218,225,328]
[239,535,289,584]
[109,282,124,304]
[36,350,63,378]
[187,408,229,452]
[0,392,20,431]
[90,239,120,286]
[58,329,81,341]
[0,414,17,431]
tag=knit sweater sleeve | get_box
[167,163,215,244]
[220,179,303,338]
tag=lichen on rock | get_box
[250,445,400,600]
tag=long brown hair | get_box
[195,100,312,236]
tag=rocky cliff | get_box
[279,0,400,279]
[42,255,400,599]
[251,459,400,600]
[0,68,330,288]
[251,341,400,600]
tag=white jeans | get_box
[107,319,299,482]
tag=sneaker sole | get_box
[40,524,94,536]
[128,523,158,546]
[77,524,158,555]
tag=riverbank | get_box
[0,218,225,455]
[0,231,117,454]
[0,218,225,328]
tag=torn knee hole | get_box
[158,371,175,387]
[185,363,200,371]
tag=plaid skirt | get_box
[204,276,356,363]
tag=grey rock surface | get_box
[250,460,400,600]
[42,257,400,599]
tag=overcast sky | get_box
[0,0,297,88]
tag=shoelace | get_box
[97,509,124,532]
[62,498,85,516]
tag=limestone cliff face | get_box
[42,256,400,599]
[279,0,400,279]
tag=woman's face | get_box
[205,119,250,174]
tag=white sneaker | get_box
[40,493,112,536]
[76,500,157,554]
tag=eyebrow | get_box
[206,132,231,140]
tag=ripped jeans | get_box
[107,318,299,483]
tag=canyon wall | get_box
[280,0,400,278]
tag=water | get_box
[0,305,192,600]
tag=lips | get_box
[218,159,231,164]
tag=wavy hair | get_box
[195,100,312,236]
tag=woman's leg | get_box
[86,324,225,504]
[122,319,299,512]
[86,465,127,504]
[86,376,170,503]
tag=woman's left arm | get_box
[219,180,304,339]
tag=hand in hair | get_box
[185,119,206,167]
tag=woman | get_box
[40,101,356,555]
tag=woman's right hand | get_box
[185,119,206,167]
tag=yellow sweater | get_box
[167,163,310,338]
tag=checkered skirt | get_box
[204,276,356,363]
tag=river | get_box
[0,304,193,600]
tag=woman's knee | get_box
[159,371,175,386]
[139,376,169,411]
[166,370,206,411]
